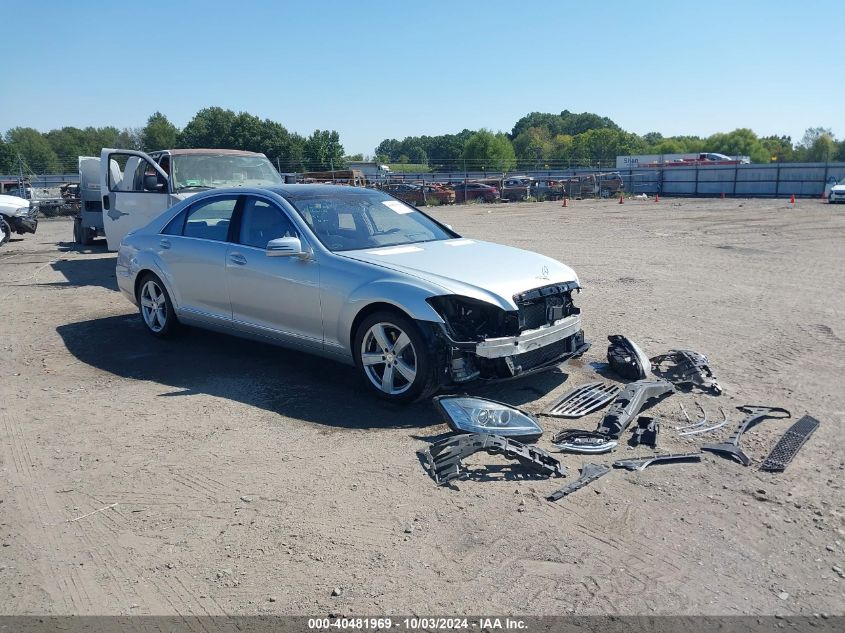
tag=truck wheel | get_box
[0,218,10,246]
[81,226,94,246]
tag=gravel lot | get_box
[1,197,843,617]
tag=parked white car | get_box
[828,178,845,204]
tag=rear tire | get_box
[137,273,180,339]
[353,310,438,403]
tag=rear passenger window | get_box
[183,197,238,241]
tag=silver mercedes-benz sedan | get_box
[116,185,588,402]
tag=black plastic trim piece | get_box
[596,379,675,438]
[547,463,610,501]
[701,405,791,466]
[760,415,819,472]
[650,349,722,395]
[423,433,566,485]
[613,452,702,471]
[551,429,618,454]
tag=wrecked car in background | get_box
[116,185,587,402]
[379,182,455,206]
[0,193,38,246]
[98,148,283,250]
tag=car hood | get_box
[339,238,579,310]
[831,184,845,192]
[0,194,31,217]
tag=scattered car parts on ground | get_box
[631,416,660,447]
[543,382,620,418]
[701,405,791,466]
[596,379,675,438]
[607,335,651,380]
[760,415,820,472]
[551,429,618,454]
[650,349,722,395]
[424,433,566,485]
[433,395,543,442]
[679,406,728,436]
[613,452,702,471]
[675,401,707,431]
[547,463,610,501]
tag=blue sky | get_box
[2,0,842,155]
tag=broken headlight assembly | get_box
[433,395,543,442]
[427,295,519,341]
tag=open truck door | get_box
[100,148,171,251]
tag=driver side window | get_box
[238,197,297,249]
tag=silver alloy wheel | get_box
[140,279,168,333]
[360,322,418,395]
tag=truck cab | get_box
[97,148,282,251]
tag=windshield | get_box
[171,153,282,192]
[284,188,458,252]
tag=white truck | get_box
[94,148,283,251]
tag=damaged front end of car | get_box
[426,280,589,386]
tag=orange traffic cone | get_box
[618,194,624,204]
[561,197,567,207]
[655,194,660,203]
[790,194,796,204]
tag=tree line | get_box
[375,111,845,171]
[1,107,842,176]
[0,107,345,175]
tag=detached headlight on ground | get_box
[433,395,543,442]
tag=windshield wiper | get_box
[175,185,213,192]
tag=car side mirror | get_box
[143,174,165,192]
[266,236,304,257]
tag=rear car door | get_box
[100,149,171,251]
[226,195,322,349]
[157,194,240,325]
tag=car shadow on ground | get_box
[56,314,571,431]
[56,238,109,255]
[49,251,118,291]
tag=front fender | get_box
[336,279,446,351]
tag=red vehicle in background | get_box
[446,181,500,203]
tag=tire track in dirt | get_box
[0,411,94,612]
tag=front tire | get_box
[353,311,438,403]
[137,273,180,339]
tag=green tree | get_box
[374,138,401,162]
[760,135,794,162]
[180,107,238,148]
[141,112,179,151]
[0,138,15,172]
[5,127,61,173]
[513,127,553,168]
[704,128,768,163]
[304,130,345,171]
[462,129,516,172]
[344,153,364,162]
[511,110,618,139]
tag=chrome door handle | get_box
[229,253,247,265]
[159,239,171,249]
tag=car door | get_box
[157,194,240,325]
[99,149,171,251]
[226,195,322,349]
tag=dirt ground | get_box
[1,197,844,617]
